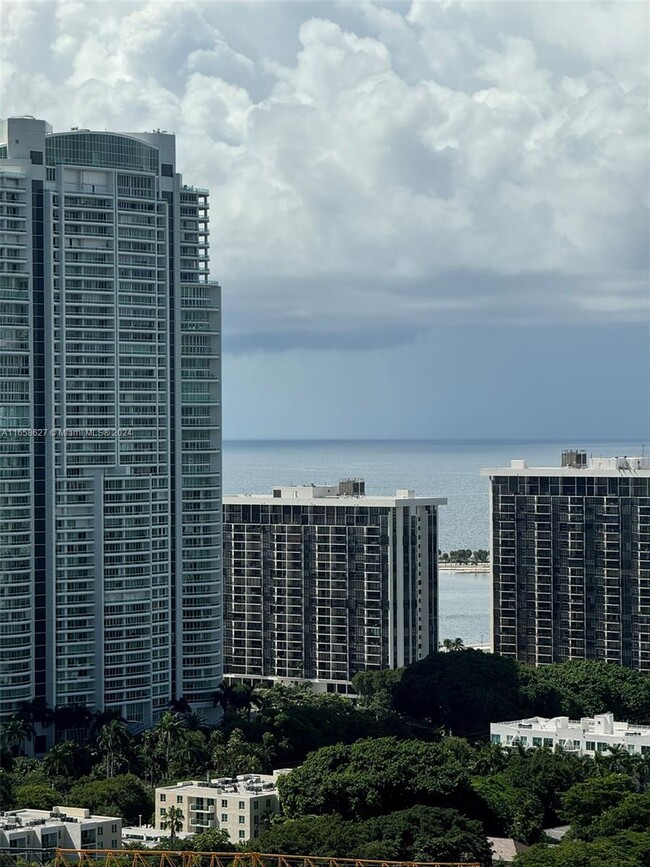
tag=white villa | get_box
[490,712,650,756]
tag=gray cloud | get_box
[2,0,647,353]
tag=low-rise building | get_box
[155,770,289,844]
[0,806,121,856]
[490,712,650,756]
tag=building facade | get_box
[490,712,650,757]
[155,771,288,843]
[0,807,121,856]
[482,452,650,669]
[0,117,222,731]
[223,481,445,691]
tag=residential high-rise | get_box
[223,481,445,692]
[482,451,650,670]
[0,117,222,731]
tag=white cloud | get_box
[1,0,647,350]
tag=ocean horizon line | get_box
[223,436,644,445]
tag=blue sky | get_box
[2,0,648,439]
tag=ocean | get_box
[222,438,640,647]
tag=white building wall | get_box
[490,713,650,756]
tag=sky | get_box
[1,0,648,440]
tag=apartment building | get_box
[491,712,650,757]
[155,771,288,843]
[482,451,650,669]
[223,481,445,691]
[0,117,222,732]
[0,806,121,855]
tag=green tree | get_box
[189,828,234,852]
[251,815,367,857]
[278,736,474,821]
[214,728,261,777]
[97,719,133,778]
[604,743,634,775]
[41,740,91,779]
[254,807,492,866]
[182,712,211,735]
[514,832,650,866]
[67,774,153,825]
[588,792,650,840]
[392,649,527,737]
[442,637,465,651]
[0,770,14,810]
[531,660,650,723]
[503,747,589,828]
[559,773,635,838]
[14,783,63,811]
[160,805,184,846]
[168,730,211,780]
[0,716,35,756]
[471,774,544,844]
[139,730,166,788]
[155,711,188,767]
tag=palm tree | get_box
[442,637,465,652]
[473,741,509,774]
[155,711,188,766]
[168,696,192,714]
[17,698,54,730]
[42,741,78,778]
[97,719,132,778]
[160,805,184,846]
[0,715,35,756]
[605,743,633,775]
[631,752,650,793]
[54,704,92,742]
[591,747,611,778]
[140,730,166,788]
[182,711,211,734]
[89,708,123,741]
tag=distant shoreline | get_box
[439,564,490,573]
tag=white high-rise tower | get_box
[0,117,222,736]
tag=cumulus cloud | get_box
[1,0,647,352]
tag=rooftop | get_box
[0,807,118,831]
[225,480,446,507]
[494,713,650,736]
[157,770,290,798]
[482,450,650,478]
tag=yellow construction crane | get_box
[51,848,481,867]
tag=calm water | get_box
[222,438,639,646]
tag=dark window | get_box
[161,163,174,177]
[30,150,44,165]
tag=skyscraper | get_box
[223,481,445,692]
[482,451,650,670]
[0,117,222,730]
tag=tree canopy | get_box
[254,806,492,866]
